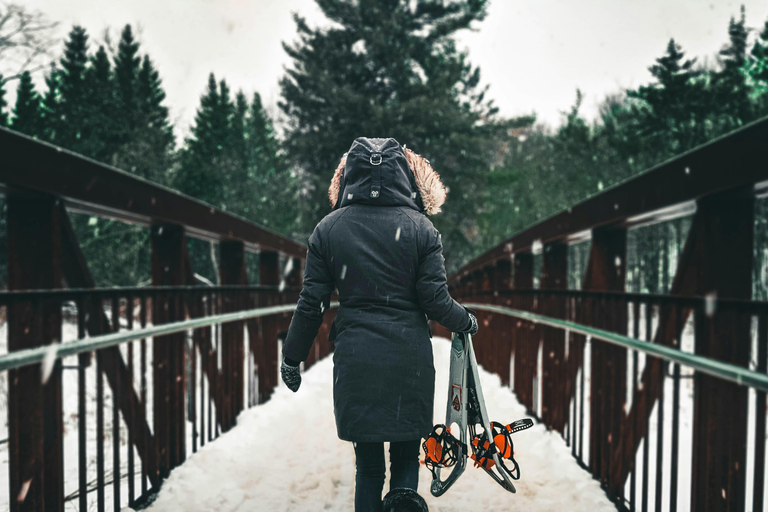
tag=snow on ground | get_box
[142,336,616,512]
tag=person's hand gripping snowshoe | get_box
[281,358,301,392]
[461,307,479,338]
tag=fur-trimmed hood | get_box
[328,137,446,215]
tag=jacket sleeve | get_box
[415,223,472,333]
[283,225,334,362]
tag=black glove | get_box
[281,360,301,392]
[464,312,479,336]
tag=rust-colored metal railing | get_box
[0,127,337,512]
[440,115,768,511]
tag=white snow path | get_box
[142,337,616,512]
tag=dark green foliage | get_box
[56,26,91,151]
[278,0,505,268]
[177,75,300,246]
[11,71,43,136]
[40,63,61,142]
[114,25,141,134]
[81,46,117,162]
[713,5,752,127]
[177,73,228,205]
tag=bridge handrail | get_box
[0,126,306,258]
[465,302,768,393]
[452,114,768,281]
[0,301,341,372]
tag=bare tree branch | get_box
[0,1,59,82]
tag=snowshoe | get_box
[423,331,533,496]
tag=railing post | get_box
[690,187,753,512]
[150,223,187,476]
[219,240,247,428]
[581,226,627,496]
[7,192,64,512]
[494,259,513,386]
[513,252,534,411]
[258,250,280,403]
[541,242,568,433]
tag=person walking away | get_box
[280,137,478,512]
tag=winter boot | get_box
[382,488,429,512]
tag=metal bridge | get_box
[0,116,766,511]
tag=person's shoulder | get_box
[398,207,435,231]
[312,207,350,238]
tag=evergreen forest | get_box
[1,0,768,289]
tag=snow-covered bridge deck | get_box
[141,337,615,512]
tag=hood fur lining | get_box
[327,147,446,215]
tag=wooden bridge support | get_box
[257,251,280,403]
[513,252,535,411]
[689,188,753,512]
[219,241,248,429]
[540,243,568,433]
[581,227,627,495]
[6,193,64,512]
[493,259,513,386]
[151,224,188,477]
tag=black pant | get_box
[353,439,421,512]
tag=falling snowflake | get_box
[705,292,717,317]
[395,227,401,241]
[17,479,32,503]
[340,265,347,280]
[41,341,59,385]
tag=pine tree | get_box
[176,74,228,206]
[625,38,706,158]
[40,63,61,143]
[0,75,8,127]
[114,25,141,137]
[109,28,175,183]
[10,71,42,136]
[137,55,173,144]
[748,17,768,115]
[278,0,504,267]
[244,92,299,234]
[714,5,752,127]
[57,25,91,152]
[79,45,118,162]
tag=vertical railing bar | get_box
[642,301,651,512]
[199,289,206,448]
[208,290,213,443]
[191,291,198,455]
[630,299,639,512]
[669,304,681,512]
[215,291,220,439]
[77,297,88,512]
[112,294,121,511]
[754,312,767,512]
[127,294,135,506]
[140,293,148,496]
[200,295,206,448]
[578,298,585,464]
[97,301,105,512]
[654,346,665,512]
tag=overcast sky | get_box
[17,0,768,140]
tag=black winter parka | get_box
[283,137,471,442]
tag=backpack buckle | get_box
[370,153,382,165]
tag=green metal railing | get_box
[465,302,768,393]
[0,302,341,373]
